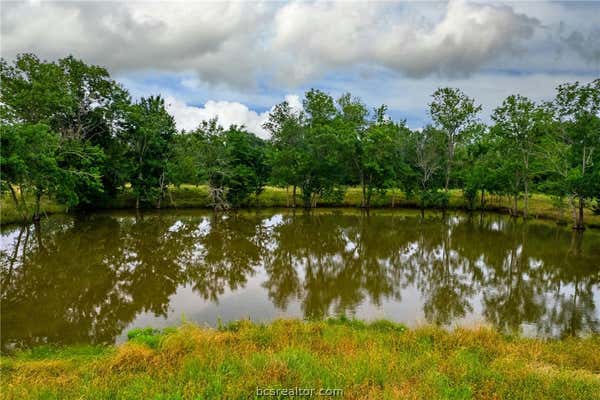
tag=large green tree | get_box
[179,119,269,210]
[123,96,176,209]
[408,126,447,209]
[491,95,549,218]
[223,126,269,207]
[549,79,600,229]
[0,54,130,209]
[0,123,102,220]
[429,88,482,193]
[263,100,305,207]
[356,105,411,208]
[298,89,351,208]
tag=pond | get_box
[1,209,599,351]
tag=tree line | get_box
[1,54,599,228]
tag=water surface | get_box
[1,209,599,350]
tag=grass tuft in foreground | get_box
[1,318,599,399]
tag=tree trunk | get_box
[168,189,176,209]
[33,192,41,222]
[302,186,311,209]
[137,146,144,210]
[513,192,518,217]
[445,137,454,192]
[286,186,290,208]
[292,185,297,208]
[574,196,585,230]
[523,153,529,219]
[480,189,485,210]
[8,184,26,220]
[156,172,164,209]
[360,172,366,208]
[523,179,529,219]
[573,147,587,230]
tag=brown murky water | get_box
[1,209,599,350]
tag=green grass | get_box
[1,319,599,399]
[2,185,600,228]
[0,194,67,225]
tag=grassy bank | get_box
[1,319,599,399]
[2,185,599,227]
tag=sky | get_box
[1,0,599,137]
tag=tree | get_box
[551,79,600,229]
[223,126,269,207]
[0,54,131,206]
[57,56,131,202]
[123,96,176,209]
[491,95,549,218]
[429,88,481,192]
[337,93,369,207]
[0,54,70,126]
[263,100,305,207]
[180,119,269,210]
[357,105,411,208]
[298,89,350,208]
[0,123,102,221]
[457,123,493,210]
[167,131,205,188]
[408,126,446,209]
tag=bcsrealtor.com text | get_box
[256,387,343,397]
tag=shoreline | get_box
[2,185,600,229]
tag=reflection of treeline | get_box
[1,212,599,349]
[2,55,599,228]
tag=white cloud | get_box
[2,0,596,129]
[376,0,540,77]
[283,94,303,114]
[165,94,301,139]
[2,0,595,89]
[272,0,540,83]
[1,1,270,86]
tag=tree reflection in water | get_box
[1,209,599,350]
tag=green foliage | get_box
[1,53,131,208]
[122,95,176,208]
[429,87,482,191]
[223,126,269,207]
[421,189,450,209]
[127,327,175,349]
[262,100,305,197]
[13,345,110,361]
[407,126,446,204]
[542,79,600,228]
[491,94,551,217]
[177,120,269,209]
[0,123,103,218]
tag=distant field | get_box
[1,319,599,400]
[2,185,599,228]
